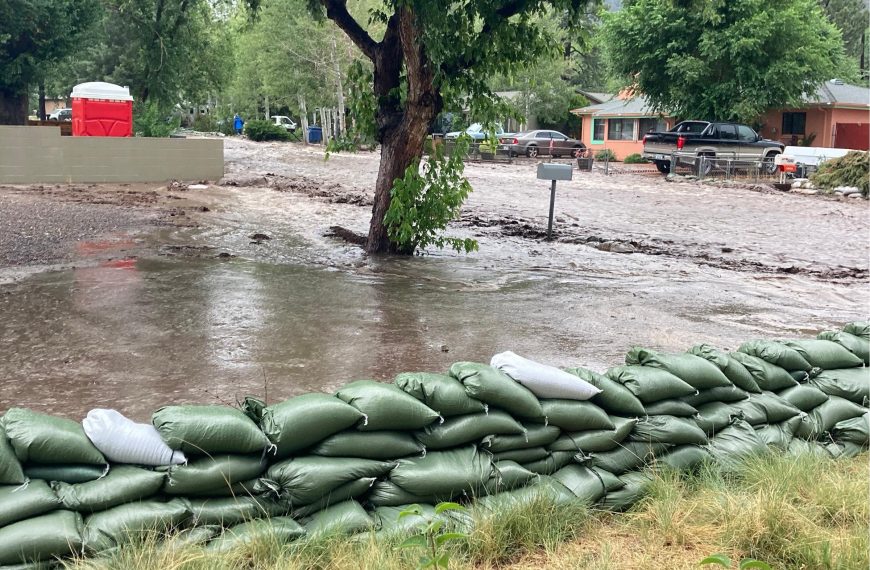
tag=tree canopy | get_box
[602,0,848,122]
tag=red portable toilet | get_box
[71,82,134,137]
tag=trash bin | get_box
[307,126,322,144]
[71,82,134,137]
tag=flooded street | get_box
[1,138,867,420]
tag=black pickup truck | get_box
[642,121,784,175]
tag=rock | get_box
[721,247,734,253]
[596,241,613,252]
[440,344,449,353]
[848,192,865,199]
[792,187,820,195]
[249,233,271,241]
[834,186,861,195]
[610,243,636,254]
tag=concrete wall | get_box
[0,126,223,184]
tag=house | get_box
[570,94,672,160]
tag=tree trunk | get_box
[298,94,309,144]
[0,89,28,125]
[38,83,46,121]
[331,32,347,137]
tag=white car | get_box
[49,108,72,121]
[445,122,507,140]
[271,115,297,132]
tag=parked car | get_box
[48,108,72,121]
[642,121,784,175]
[271,115,297,132]
[444,123,507,141]
[499,130,586,158]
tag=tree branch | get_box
[321,0,377,61]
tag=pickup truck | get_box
[642,121,784,175]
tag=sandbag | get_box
[490,351,600,400]
[239,396,266,423]
[476,476,576,510]
[551,465,609,504]
[162,454,265,496]
[260,393,365,459]
[415,410,524,450]
[0,427,25,485]
[787,438,835,459]
[782,340,864,370]
[374,504,437,535]
[688,345,761,393]
[522,451,576,475]
[395,372,487,416]
[656,445,713,471]
[258,456,394,506]
[293,477,376,518]
[84,499,190,552]
[777,384,830,411]
[694,401,742,434]
[303,500,374,536]
[170,525,221,547]
[796,396,867,439]
[0,481,60,527]
[189,496,287,526]
[750,391,803,423]
[600,471,654,511]
[738,340,811,372]
[729,352,798,391]
[493,446,551,464]
[630,415,708,446]
[534,400,613,431]
[449,362,543,419]
[843,321,870,340]
[625,348,731,390]
[817,331,869,365]
[82,409,186,466]
[589,442,668,475]
[726,399,767,426]
[22,464,106,484]
[681,385,749,407]
[366,480,442,507]
[642,399,698,417]
[606,366,696,403]
[310,430,423,459]
[335,380,440,431]
[754,416,802,450]
[3,408,105,466]
[185,477,260,498]
[484,461,537,495]
[704,420,766,471]
[207,516,305,551]
[0,510,84,565]
[390,445,492,497]
[809,368,870,405]
[559,416,637,453]
[54,466,166,513]
[482,424,561,453]
[564,368,646,417]
[152,405,269,455]
[831,413,869,446]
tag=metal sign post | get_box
[536,163,573,241]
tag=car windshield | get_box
[672,121,708,134]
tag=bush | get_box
[191,114,218,133]
[595,148,617,162]
[133,101,179,138]
[623,153,649,164]
[244,119,291,142]
[810,151,869,196]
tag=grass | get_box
[66,452,868,570]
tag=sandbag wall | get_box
[0,322,868,567]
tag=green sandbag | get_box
[777,384,830,411]
[54,466,166,513]
[833,441,866,458]
[3,408,105,466]
[817,331,869,365]
[152,405,269,455]
[188,496,287,526]
[625,348,732,390]
[395,372,487,416]
[643,399,698,417]
[782,339,864,370]
[548,435,582,452]
[695,401,742,434]
[606,366,696,404]
[294,478,376,518]
[493,446,550,463]
[390,445,491,497]
[0,427,25,485]
[484,461,537,495]
[163,455,265,496]
[843,321,870,340]
[185,477,260,498]
[729,352,798,391]
[564,368,646,417]
[600,471,654,511]
[787,438,835,458]
[449,362,543,419]
[260,393,365,459]
[738,340,811,372]
[809,368,870,405]
[374,504,438,535]
[367,480,442,507]
[630,415,708,445]
[239,396,266,423]
[681,385,749,407]
[552,465,608,504]
[482,424,561,452]
[84,499,190,552]
[303,500,374,536]
[656,445,714,471]
[415,410,524,450]
[532,400,613,431]
[754,416,802,450]
[751,391,802,423]
[588,442,669,475]
[561,416,637,453]
[22,464,106,484]
[704,420,766,471]
[593,467,625,492]
[310,430,423,459]
[477,476,576,511]
[831,413,869,446]
[522,451,577,475]
[170,525,221,547]
[795,396,867,438]
[207,516,306,551]
[0,510,84,565]
[335,380,440,431]
[258,456,394,506]
[727,399,767,426]
[688,345,761,393]
[0,481,60,527]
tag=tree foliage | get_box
[819,0,869,79]
[602,0,847,122]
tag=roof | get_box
[577,90,615,105]
[806,80,870,107]
[571,95,664,118]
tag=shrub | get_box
[595,148,617,161]
[810,151,869,196]
[191,114,218,133]
[245,119,291,142]
[133,101,179,138]
[623,153,649,164]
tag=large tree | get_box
[820,0,869,78]
[310,0,594,254]
[602,0,847,123]
[0,0,100,124]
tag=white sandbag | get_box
[83,409,186,466]
[490,351,601,400]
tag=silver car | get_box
[500,130,586,158]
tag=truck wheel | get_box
[526,145,538,158]
[762,153,779,175]
[655,160,670,174]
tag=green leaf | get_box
[426,519,445,535]
[739,560,772,570]
[700,554,732,567]
[398,505,424,519]
[398,535,428,550]
[434,502,465,514]
[435,532,466,546]
[435,552,451,568]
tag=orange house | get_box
[571,95,673,160]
